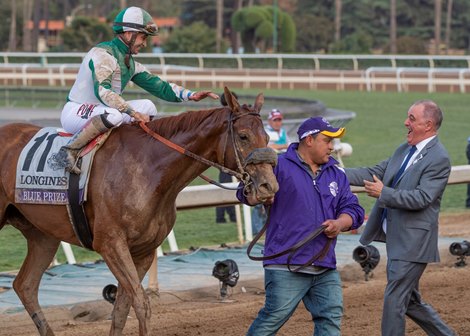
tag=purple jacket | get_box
[238,143,364,269]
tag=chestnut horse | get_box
[0,88,279,336]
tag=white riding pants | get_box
[60,99,157,134]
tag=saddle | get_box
[15,127,111,249]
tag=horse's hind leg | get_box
[11,217,60,336]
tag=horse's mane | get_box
[146,106,229,138]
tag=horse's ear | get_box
[223,86,240,113]
[253,92,264,113]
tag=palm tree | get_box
[334,0,342,42]
[231,0,243,54]
[31,0,41,52]
[216,0,223,53]
[8,0,17,51]
[390,0,397,54]
[444,0,453,54]
[22,0,33,51]
[434,0,442,54]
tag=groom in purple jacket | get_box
[238,117,364,336]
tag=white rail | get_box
[2,52,470,71]
[1,65,470,93]
[365,67,470,93]
[59,165,470,265]
[176,165,470,209]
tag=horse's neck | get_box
[148,110,226,198]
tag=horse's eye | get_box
[239,133,249,141]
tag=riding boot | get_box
[55,115,111,174]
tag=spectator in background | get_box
[252,109,291,235]
[467,136,470,208]
[265,109,290,152]
[215,91,238,224]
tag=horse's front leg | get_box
[100,240,154,336]
[111,252,156,336]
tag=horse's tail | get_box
[0,205,26,233]
[0,191,6,232]
[0,198,20,232]
[0,203,11,232]
[0,207,6,232]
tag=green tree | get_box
[443,1,470,52]
[146,0,180,17]
[231,5,295,53]
[181,0,239,29]
[295,14,334,53]
[0,3,13,51]
[330,31,373,54]
[295,0,334,19]
[60,16,113,52]
[162,21,225,53]
[181,0,243,52]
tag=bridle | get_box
[138,109,277,190]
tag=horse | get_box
[0,87,279,336]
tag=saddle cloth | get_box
[15,127,109,205]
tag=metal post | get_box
[243,204,253,242]
[61,242,76,264]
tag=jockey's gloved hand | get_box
[131,111,150,123]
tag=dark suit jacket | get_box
[345,137,450,263]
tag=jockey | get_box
[55,6,218,174]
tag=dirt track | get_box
[1,212,469,336]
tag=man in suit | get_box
[345,100,455,336]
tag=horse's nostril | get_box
[259,183,272,194]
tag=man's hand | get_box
[363,174,383,198]
[132,111,150,123]
[189,91,219,101]
[322,219,344,238]
[322,214,353,238]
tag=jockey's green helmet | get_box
[113,7,158,36]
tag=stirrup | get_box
[64,147,82,175]
[54,147,81,174]
[66,159,82,175]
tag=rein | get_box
[138,112,276,189]
[139,121,245,181]
[247,205,333,272]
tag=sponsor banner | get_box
[17,174,68,189]
[15,188,68,204]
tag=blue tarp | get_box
[0,235,459,313]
